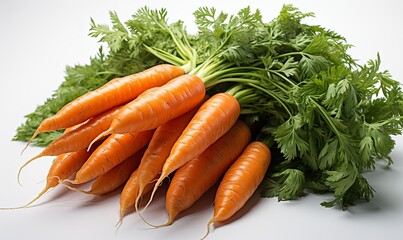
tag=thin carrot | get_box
[159,120,251,227]
[18,123,88,184]
[27,64,184,146]
[118,104,206,223]
[19,105,123,176]
[91,74,206,143]
[202,141,271,239]
[64,147,146,196]
[118,170,159,223]
[133,97,208,213]
[142,92,240,213]
[1,141,101,210]
[67,130,154,185]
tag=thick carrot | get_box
[1,141,101,210]
[68,130,154,184]
[64,147,146,196]
[19,105,123,173]
[133,98,207,213]
[203,141,271,239]
[161,120,251,226]
[28,64,184,144]
[91,74,206,143]
[142,92,240,212]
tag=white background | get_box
[1,0,403,239]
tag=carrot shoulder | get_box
[29,64,184,142]
[162,120,251,226]
[92,74,206,140]
[203,141,271,238]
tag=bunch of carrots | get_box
[5,4,403,239]
[9,62,272,239]
[7,7,281,238]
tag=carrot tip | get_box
[115,218,123,229]
[154,220,173,228]
[20,141,31,156]
[200,220,215,240]
[21,127,43,155]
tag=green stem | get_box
[274,51,306,59]
[248,83,293,117]
[204,77,261,89]
[309,96,347,139]
[143,45,186,67]
[268,69,298,87]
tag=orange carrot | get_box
[133,97,208,213]
[118,170,159,222]
[19,105,123,172]
[91,74,206,143]
[203,141,271,239]
[161,120,251,226]
[1,141,101,210]
[68,130,154,184]
[142,92,240,212]
[28,64,184,144]
[65,147,147,196]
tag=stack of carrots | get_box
[12,62,272,239]
[8,4,401,239]
[8,7,279,237]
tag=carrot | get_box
[91,74,206,143]
[142,92,240,213]
[64,147,146,196]
[118,170,159,223]
[202,141,271,239]
[18,123,88,184]
[19,105,123,175]
[67,130,154,185]
[132,97,208,213]
[118,104,206,223]
[160,120,251,227]
[27,64,184,145]
[1,141,101,210]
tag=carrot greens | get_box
[14,4,403,209]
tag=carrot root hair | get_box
[88,129,112,151]
[1,175,63,210]
[201,219,216,240]
[0,186,50,210]
[137,175,167,228]
[133,187,145,218]
[140,175,164,213]
[137,207,159,228]
[17,154,45,186]
[59,179,90,194]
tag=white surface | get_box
[1,0,403,239]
